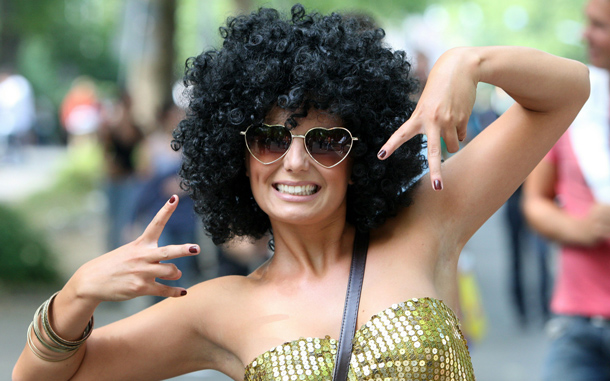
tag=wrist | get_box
[66,264,104,308]
[52,276,100,341]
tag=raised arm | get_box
[381,46,589,242]
[12,196,212,381]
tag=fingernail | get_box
[377,149,386,159]
[189,245,198,254]
[180,290,187,296]
[433,179,443,191]
[169,195,176,204]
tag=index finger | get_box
[141,195,179,243]
[425,129,443,191]
[377,118,423,160]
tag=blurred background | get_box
[0,0,589,380]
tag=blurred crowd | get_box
[0,67,270,299]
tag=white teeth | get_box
[276,184,318,196]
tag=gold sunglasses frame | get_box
[240,124,359,168]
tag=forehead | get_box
[264,107,344,128]
[586,0,610,23]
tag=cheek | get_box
[327,160,353,190]
[592,29,610,47]
[246,159,273,194]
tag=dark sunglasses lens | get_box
[306,129,353,167]
[246,125,291,163]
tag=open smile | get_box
[273,183,320,196]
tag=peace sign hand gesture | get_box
[72,195,199,303]
[378,48,477,191]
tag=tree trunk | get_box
[124,0,176,132]
[0,0,21,67]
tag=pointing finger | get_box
[141,195,179,243]
[377,118,423,160]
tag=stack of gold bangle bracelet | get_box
[27,291,94,362]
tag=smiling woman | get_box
[173,7,426,245]
[13,3,589,381]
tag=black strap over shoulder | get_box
[333,230,369,381]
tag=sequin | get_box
[244,297,474,380]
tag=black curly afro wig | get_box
[172,4,426,246]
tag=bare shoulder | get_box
[173,275,258,377]
[69,276,257,380]
[187,275,257,328]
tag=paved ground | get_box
[0,146,552,380]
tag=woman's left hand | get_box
[377,47,478,191]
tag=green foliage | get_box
[9,0,122,106]
[251,0,430,22]
[0,204,60,287]
[176,0,587,71]
[433,0,587,60]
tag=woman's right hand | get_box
[69,194,199,303]
[13,195,201,380]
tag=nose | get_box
[282,136,310,172]
[583,25,592,43]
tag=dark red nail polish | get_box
[433,179,442,191]
[189,246,198,254]
[180,290,187,296]
[169,195,176,204]
[377,149,387,159]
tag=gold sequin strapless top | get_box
[244,297,474,380]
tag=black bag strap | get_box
[332,230,369,381]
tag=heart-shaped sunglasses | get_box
[240,124,358,168]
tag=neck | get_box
[266,218,355,278]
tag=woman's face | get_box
[245,107,353,228]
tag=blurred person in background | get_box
[13,5,589,380]
[131,100,201,303]
[60,76,102,146]
[0,66,35,163]
[523,0,610,379]
[98,90,143,251]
